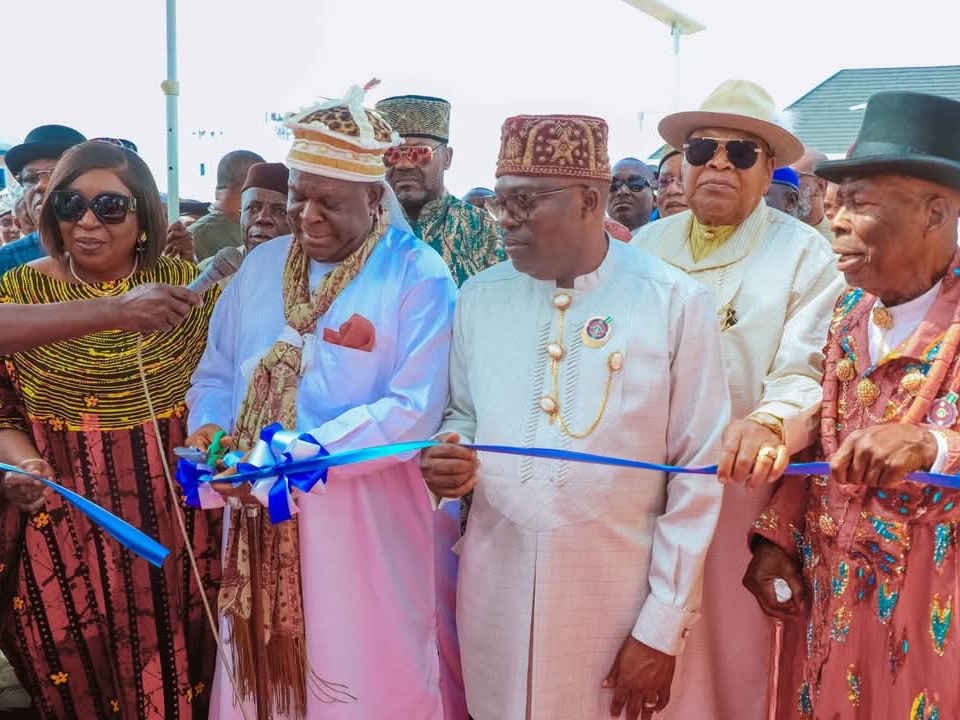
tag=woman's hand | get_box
[3,458,52,513]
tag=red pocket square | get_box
[322,313,376,352]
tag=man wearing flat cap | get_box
[422,113,729,719]
[376,94,501,285]
[187,86,465,719]
[744,91,960,720]
[632,80,841,720]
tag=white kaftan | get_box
[442,238,730,719]
[187,228,466,719]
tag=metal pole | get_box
[163,0,180,223]
[671,21,681,110]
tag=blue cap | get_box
[771,167,800,190]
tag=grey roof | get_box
[646,65,960,162]
[786,65,960,156]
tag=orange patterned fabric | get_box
[496,114,611,180]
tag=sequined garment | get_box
[407,192,502,287]
[0,259,222,719]
[753,256,960,720]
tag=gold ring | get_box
[758,446,779,461]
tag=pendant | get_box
[582,316,612,348]
[835,357,856,383]
[927,392,959,427]
[856,378,880,406]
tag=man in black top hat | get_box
[742,91,960,718]
[0,124,86,277]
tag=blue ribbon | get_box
[0,462,170,567]
[173,428,960,525]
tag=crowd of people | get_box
[0,76,956,720]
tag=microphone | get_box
[186,246,245,293]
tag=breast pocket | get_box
[306,340,385,410]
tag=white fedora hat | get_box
[659,80,803,167]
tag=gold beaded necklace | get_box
[538,292,623,439]
[68,255,139,297]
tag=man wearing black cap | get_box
[745,91,960,718]
[0,124,87,277]
[376,95,501,285]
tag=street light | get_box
[620,0,705,109]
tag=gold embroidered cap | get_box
[284,85,401,183]
[375,95,451,143]
[496,114,611,181]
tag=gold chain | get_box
[540,296,622,439]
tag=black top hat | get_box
[5,124,87,178]
[816,91,960,191]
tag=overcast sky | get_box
[5,0,958,199]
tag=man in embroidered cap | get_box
[422,113,730,719]
[765,167,802,217]
[744,91,960,720]
[632,79,842,720]
[186,86,465,719]
[376,94,501,285]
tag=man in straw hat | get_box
[422,113,730,719]
[186,86,466,719]
[632,79,841,720]
[376,94,502,286]
[744,91,960,719]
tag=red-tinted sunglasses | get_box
[383,143,446,168]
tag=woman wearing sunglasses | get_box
[0,141,221,719]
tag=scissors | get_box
[174,430,230,467]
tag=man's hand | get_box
[602,636,675,719]
[420,433,479,499]
[3,458,52,513]
[113,283,202,333]
[742,537,806,621]
[830,424,938,488]
[717,419,789,489]
[163,220,196,261]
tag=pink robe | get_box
[754,264,960,719]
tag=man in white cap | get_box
[0,189,19,245]
[632,79,841,720]
[186,86,465,719]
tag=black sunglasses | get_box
[48,191,138,224]
[610,177,657,193]
[683,137,764,170]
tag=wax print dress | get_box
[0,258,222,719]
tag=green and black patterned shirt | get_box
[407,192,502,286]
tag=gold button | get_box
[608,351,624,371]
[553,293,571,309]
[539,396,557,413]
[856,378,880,406]
[547,343,564,359]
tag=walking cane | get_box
[767,577,792,720]
[246,506,270,720]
